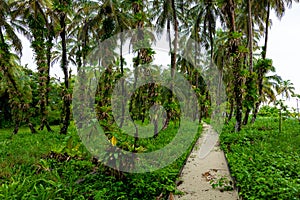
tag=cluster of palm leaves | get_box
[0,0,298,134]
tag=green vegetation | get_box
[0,123,202,199]
[220,117,300,199]
[0,0,300,199]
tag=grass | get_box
[220,117,300,200]
[0,120,202,199]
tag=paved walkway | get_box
[174,123,239,200]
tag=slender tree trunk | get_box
[60,12,70,135]
[13,120,20,135]
[251,1,270,123]
[243,107,250,125]
[243,0,253,125]
[132,0,144,150]
[119,30,125,128]
[163,0,178,130]
[251,72,264,123]
[162,21,172,130]
[297,98,300,122]
[44,34,53,132]
[171,0,178,87]
[233,70,243,132]
[248,0,253,72]
[262,1,270,60]
[26,118,37,134]
[227,98,234,123]
[226,0,243,132]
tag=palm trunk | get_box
[227,98,234,123]
[162,21,172,130]
[251,1,270,123]
[163,0,178,130]
[170,0,178,88]
[248,0,253,72]
[262,1,270,60]
[119,30,125,128]
[60,12,70,135]
[0,29,18,91]
[44,31,54,132]
[132,0,144,150]
[243,0,253,126]
[251,72,264,123]
[225,0,243,132]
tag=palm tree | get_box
[251,58,281,122]
[0,0,38,134]
[52,0,73,134]
[0,0,22,90]
[213,30,235,123]
[261,74,281,104]
[221,0,245,132]
[12,0,55,132]
[248,0,298,123]
[291,94,300,121]
[188,0,222,61]
[70,0,133,127]
[151,0,180,129]
[260,0,299,59]
[277,79,295,100]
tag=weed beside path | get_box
[220,118,300,199]
[0,122,202,199]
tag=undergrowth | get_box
[220,117,300,200]
[0,121,202,199]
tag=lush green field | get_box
[220,118,300,199]
[1,117,300,199]
[0,122,201,199]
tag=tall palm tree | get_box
[221,0,245,132]
[0,0,22,90]
[12,0,54,132]
[251,58,281,122]
[52,0,73,134]
[151,0,180,129]
[277,79,295,100]
[260,0,299,59]
[0,0,37,134]
[188,0,222,61]
[261,74,281,103]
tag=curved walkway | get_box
[174,123,239,200]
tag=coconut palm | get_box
[0,0,22,88]
[188,0,223,61]
[0,0,38,134]
[277,79,295,100]
[12,0,55,131]
[52,0,73,134]
[260,0,299,59]
[219,0,245,132]
[261,74,281,103]
[251,59,272,122]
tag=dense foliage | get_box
[220,117,300,199]
[0,123,201,199]
[1,0,300,199]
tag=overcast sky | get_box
[20,4,300,108]
[265,3,300,108]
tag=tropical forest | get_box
[0,0,299,199]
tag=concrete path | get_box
[174,123,239,200]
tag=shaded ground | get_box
[174,123,239,200]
